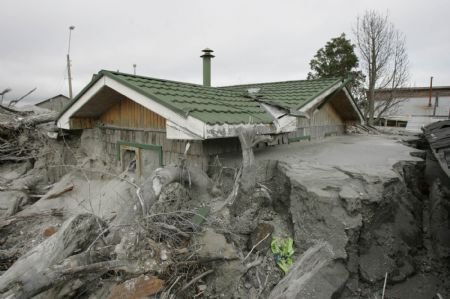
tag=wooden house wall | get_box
[289,101,345,141]
[73,98,208,175]
[100,97,166,129]
[93,127,209,174]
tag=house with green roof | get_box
[56,49,363,175]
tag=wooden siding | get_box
[297,102,344,128]
[69,117,94,129]
[289,101,345,140]
[312,102,344,126]
[100,97,166,129]
[98,127,209,171]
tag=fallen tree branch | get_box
[0,213,105,299]
[0,208,63,229]
[179,269,214,293]
[43,184,74,200]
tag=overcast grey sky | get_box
[1,0,449,105]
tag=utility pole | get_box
[67,26,75,99]
[428,76,433,107]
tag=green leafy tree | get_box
[307,33,365,103]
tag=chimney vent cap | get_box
[201,48,215,58]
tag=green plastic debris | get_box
[271,237,294,274]
[192,206,210,226]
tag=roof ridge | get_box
[101,70,210,89]
[101,70,342,90]
[219,77,343,88]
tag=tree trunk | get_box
[116,165,213,226]
[0,213,105,299]
[16,112,57,128]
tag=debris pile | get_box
[0,105,56,163]
[346,123,379,135]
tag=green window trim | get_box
[116,141,164,166]
[288,135,311,143]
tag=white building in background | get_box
[35,94,70,112]
[374,86,450,133]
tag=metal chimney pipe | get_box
[200,48,214,87]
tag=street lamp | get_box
[67,26,75,99]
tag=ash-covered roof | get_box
[220,77,342,111]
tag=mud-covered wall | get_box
[79,127,208,174]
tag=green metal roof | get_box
[58,70,347,126]
[103,70,273,125]
[220,77,343,110]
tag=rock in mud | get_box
[385,274,441,299]
[359,245,394,283]
[107,275,164,299]
[197,228,239,260]
[268,242,348,299]
[248,222,274,251]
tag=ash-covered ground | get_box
[1,128,449,298]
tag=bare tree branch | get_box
[8,87,37,107]
[354,10,409,124]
